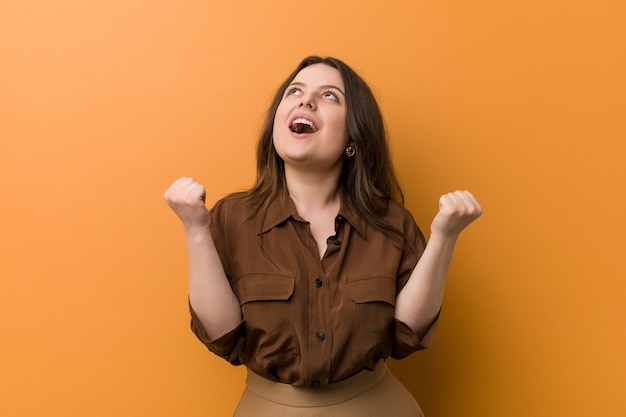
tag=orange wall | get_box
[1,1,624,416]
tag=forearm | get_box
[394,232,458,337]
[185,226,242,340]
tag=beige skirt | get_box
[233,361,424,417]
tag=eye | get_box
[285,86,301,97]
[322,90,339,101]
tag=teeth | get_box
[291,118,318,132]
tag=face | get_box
[272,63,349,173]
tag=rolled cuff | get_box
[391,313,439,359]
[189,302,244,365]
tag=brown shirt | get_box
[189,189,438,388]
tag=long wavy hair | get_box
[246,56,411,253]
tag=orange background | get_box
[1,1,625,416]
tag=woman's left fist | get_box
[431,190,483,238]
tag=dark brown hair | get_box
[247,56,410,253]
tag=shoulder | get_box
[209,192,253,225]
[384,199,419,230]
[211,191,248,210]
[211,191,248,211]
[384,199,426,250]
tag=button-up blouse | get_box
[189,189,438,388]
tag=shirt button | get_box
[311,380,321,388]
[315,278,323,287]
[329,236,341,245]
[316,331,325,341]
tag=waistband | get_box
[244,360,389,407]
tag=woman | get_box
[164,56,482,416]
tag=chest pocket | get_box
[233,273,294,304]
[349,275,396,305]
[232,273,298,367]
[349,275,396,352]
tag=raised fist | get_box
[164,177,210,230]
[431,190,482,238]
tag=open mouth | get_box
[290,118,318,134]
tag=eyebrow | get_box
[288,82,346,97]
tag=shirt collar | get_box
[256,187,368,239]
[257,187,300,234]
[337,195,368,239]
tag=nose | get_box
[299,94,316,110]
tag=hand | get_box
[430,190,482,239]
[164,177,210,231]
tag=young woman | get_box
[164,56,482,416]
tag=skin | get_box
[273,63,349,175]
[164,63,482,341]
[395,190,482,337]
[164,176,242,340]
[272,64,352,258]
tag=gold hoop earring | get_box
[345,146,355,157]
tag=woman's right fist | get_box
[164,177,210,230]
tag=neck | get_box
[284,165,341,212]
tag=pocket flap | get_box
[349,276,396,305]
[233,273,295,304]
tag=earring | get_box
[345,146,356,157]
